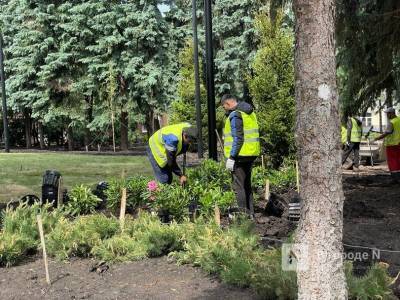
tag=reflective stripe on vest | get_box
[385,117,400,146]
[341,126,347,144]
[350,118,362,142]
[149,122,190,167]
[223,111,261,158]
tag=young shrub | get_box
[105,178,126,210]
[198,187,235,215]
[91,234,148,262]
[150,184,192,221]
[105,176,151,211]
[126,175,152,209]
[187,159,231,190]
[0,232,34,267]
[0,202,63,266]
[46,214,119,260]
[65,185,101,216]
[346,262,395,299]
[268,161,296,193]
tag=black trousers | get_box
[342,142,360,167]
[232,160,254,215]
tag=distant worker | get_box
[221,94,260,217]
[373,107,400,182]
[342,116,363,171]
[147,123,197,185]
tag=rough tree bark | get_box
[293,0,347,299]
[120,111,129,151]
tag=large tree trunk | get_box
[24,109,32,149]
[38,121,45,149]
[84,95,93,150]
[120,110,129,151]
[293,0,347,298]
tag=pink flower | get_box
[147,180,158,192]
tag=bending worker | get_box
[147,123,197,185]
[221,94,260,217]
[373,107,400,182]
[342,115,363,171]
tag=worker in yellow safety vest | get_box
[221,94,260,217]
[373,107,400,182]
[342,116,363,171]
[147,123,197,185]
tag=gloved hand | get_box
[345,141,350,147]
[226,158,235,172]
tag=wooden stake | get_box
[261,155,265,169]
[214,204,221,226]
[119,188,127,231]
[97,144,101,152]
[295,160,300,193]
[57,176,63,207]
[36,215,51,285]
[265,179,270,202]
[85,145,89,152]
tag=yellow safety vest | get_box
[350,118,362,143]
[385,116,400,146]
[341,126,347,144]
[223,110,260,158]
[149,122,191,168]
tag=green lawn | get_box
[0,153,152,202]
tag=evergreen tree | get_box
[248,12,295,167]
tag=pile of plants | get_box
[0,203,395,299]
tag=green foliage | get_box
[0,205,395,299]
[198,187,235,215]
[65,185,101,216]
[0,202,63,266]
[46,214,119,260]
[105,176,151,211]
[171,219,298,298]
[248,12,295,168]
[187,159,231,190]
[345,262,395,300]
[92,213,183,261]
[150,184,192,221]
[252,161,296,194]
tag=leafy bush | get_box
[0,233,34,267]
[150,184,192,221]
[187,159,231,190]
[251,161,296,195]
[104,178,126,210]
[105,176,151,211]
[268,162,296,193]
[0,202,63,266]
[65,185,101,216]
[346,262,395,299]
[252,166,270,191]
[46,214,119,260]
[91,234,148,262]
[198,187,235,215]
[92,214,183,262]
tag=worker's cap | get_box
[384,107,396,114]
[183,126,198,142]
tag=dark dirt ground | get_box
[0,256,258,300]
[1,163,399,299]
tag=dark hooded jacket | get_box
[226,102,257,162]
